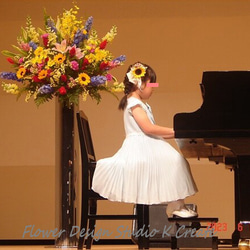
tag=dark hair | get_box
[118,62,157,110]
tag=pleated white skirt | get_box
[92,133,198,205]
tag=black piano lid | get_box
[202,70,250,84]
[174,71,250,137]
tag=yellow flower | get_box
[82,89,89,101]
[131,64,147,78]
[78,73,90,85]
[54,53,66,64]
[34,47,44,56]
[2,83,19,94]
[48,32,57,45]
[51,70,62,83]
[33,47,48,64]
[102,26,117,42]
[39,50,48,59]
[31,57,42,64]
[85,54,94,63]
[25,91,32,102]
[46,58,55,68]
[86,44,95,51]
[38,69,48,80]
[111,82,125,93]
[94,48,109,62]
[26,17,40,43]
[16,67,26,79]
[60,7,83,40]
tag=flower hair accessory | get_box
[126,63,147,89]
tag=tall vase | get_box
[55,99,79,247]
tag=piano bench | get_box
[168,217,219,250]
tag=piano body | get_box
[174,71,250,246]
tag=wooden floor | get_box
[0,246,240,250]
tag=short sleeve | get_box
[127,97,145,115]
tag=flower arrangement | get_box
[0,5,125,107]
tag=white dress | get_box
[92,97,198,205]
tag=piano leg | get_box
[232,156,250,246]
[232,162,240,247]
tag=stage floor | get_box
[0,246,239,250]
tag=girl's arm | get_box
[131,105,175,139]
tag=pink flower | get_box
[107,61,115,69]
[19,58,24,64]
[20,43,30,52]
[38,62,45,70]
[75,49,84,59]
[106,73,112,81]
[70,61,79,71]
[53,40,69,53]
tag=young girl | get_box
[92,62,198,218]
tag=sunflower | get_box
[16,67,26,79]
[38,69,48,80]
[131,63,147,78]
[54,53,66,64]
[78,73,90,85]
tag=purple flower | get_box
[107,55,126,70]
[90,76,107,86]
[0,72,19,81]
[113,55,126,64]
[73,29,88,47]
[38,84,53,94]
[29,41,38,50]
[73,17,93,47]
[84,16,93,32]
[46,18,57,33]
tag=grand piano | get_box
[174,71,250,246]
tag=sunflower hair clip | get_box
[126,63,147,89]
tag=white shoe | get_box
[172,208,198,218]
